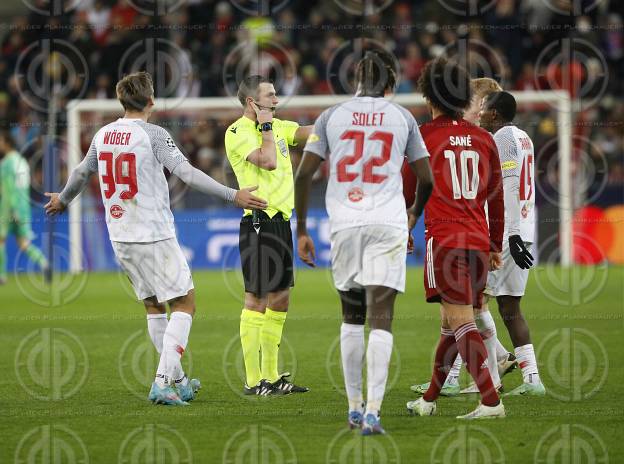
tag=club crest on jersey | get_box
[277,139,288,157]
[348,187,364,202]
[110,204,124,219]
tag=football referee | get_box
[225,76,312,395]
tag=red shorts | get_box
[424,237,488,307]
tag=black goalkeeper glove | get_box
[508,235,534,269]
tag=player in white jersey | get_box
[478,91,545,396]
[465,79,518,386]
[294,50,433,434]
[44,72,266,406]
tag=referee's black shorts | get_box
[239,211,294,296]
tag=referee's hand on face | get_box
[234,186,267,210]
[251,102,273,124]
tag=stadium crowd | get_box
[0,0,622,205]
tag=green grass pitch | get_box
[1,266,622,463]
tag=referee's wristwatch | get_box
[258,122,273,132]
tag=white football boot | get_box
[406,397,437,416]
[456,401,506,420]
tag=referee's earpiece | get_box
[249,98,265,111]
[250,99,271,111]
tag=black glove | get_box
[508,235,534,269]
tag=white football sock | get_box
[365,329,393,417]
[482,302,509,362]
[515,344,540,384]
[340,323,365,412]
[495,339,509,362]
[155,311,192,387]
[147,313,168,354]
[475,309,501,386]
[446,354,462,385]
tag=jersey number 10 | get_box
[99,152,138,200]
[444,149,480,200]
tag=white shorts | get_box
[485,241,531,297]
[330,225,407,293]
[112,238,194,303]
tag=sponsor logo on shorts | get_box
[348,187,363,202]
[110,204,124,219]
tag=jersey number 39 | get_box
[99,152,138,200]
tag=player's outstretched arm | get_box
[171,161,267,210]
[294,151,322,267]
[294,125,313,146]
[44,154,97,216]
[44,193,65,216]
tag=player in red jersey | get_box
[406,58,506,419]
[406,78,518,397]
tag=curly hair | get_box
[418,57,471,119]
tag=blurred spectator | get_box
[87,0,111,46]
[0,0,621,209]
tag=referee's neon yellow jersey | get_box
[225,116,299,220]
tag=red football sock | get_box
[454,322,500,407]
[423,328,458,402]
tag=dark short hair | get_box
[484,91,517,122]
[237,75,272,107]
[116,71,154,112]
[355,49,398,95]
[418,57,471,119]
[0,129,15,148]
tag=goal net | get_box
[66,92,572,272]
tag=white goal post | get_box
[66,91,573,272]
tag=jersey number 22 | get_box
[337,130,393,184]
